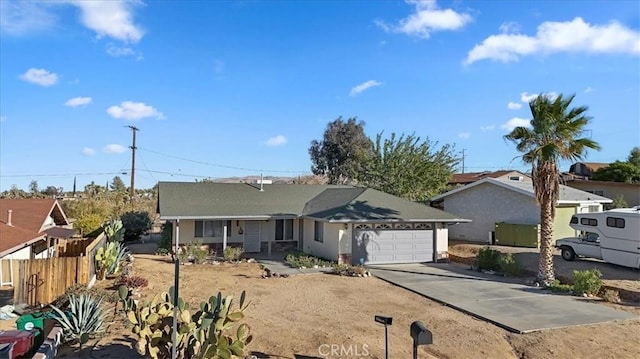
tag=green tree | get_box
[610,194,628,209]
[29,180,44,198]
[359,132,458,202]
[628,146,640,167]
[309,117,373,184]
[110,176,127,192]
[505,93,600,285]
[1,185,28,199]
[592,161,640,183]
[42,186,61,197]
[121,211,153,241]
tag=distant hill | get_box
[205,175,328,185]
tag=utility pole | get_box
[128,126,139,209]
[461,149,466,174]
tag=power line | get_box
[0,171,127,178]
[138,147,308,174]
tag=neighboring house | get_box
[568,162,609,179]
[0,199,74,260]
[157,182,470,265]
[565,180,640,208]
[431,178,612,245]
[448,170,531,186]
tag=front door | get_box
[243,221,261,253]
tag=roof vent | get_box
[7,210,12,226]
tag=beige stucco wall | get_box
[435,224,448,256]
[173,219,276,245]
[444,182,540,242]
[495,172,533,183]
[301,219,340,261]
[567,181,639,207]
[2,245,31,260]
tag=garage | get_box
[352,223,434,265]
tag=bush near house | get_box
[285,252,335,268]
[121,211,153,241]
[223,246,243,261]
[572,269,603,296]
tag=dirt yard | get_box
[55,250,640,359]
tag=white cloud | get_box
[0,1,57,35]
[501,117,531,131]
[103,144,127,154]
[520,91,558,103]
[19,68,58,86]
[377,0,472,38]
[480,125,495,131]
[465,17,640,65]
[82,147,96,156]
[64,96,92,107]
[107,101,164,120]
[264,135,288,147]
[499,21,520,34]
[584,86,595,93]
[458,132,471,140]
[106,43,135,57]
[350,80,382,96]
[507,101,522,110]
[70,0,144,43]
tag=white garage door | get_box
[353,229,433,264]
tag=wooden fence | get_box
[1,232,107,306]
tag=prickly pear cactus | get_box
[126,287,252,359]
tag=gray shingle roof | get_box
[432,178,612,203]
[158,182,469,222]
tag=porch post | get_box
[223,225,228,251]
[172,219,180,359]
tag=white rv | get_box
[555,207,640,269]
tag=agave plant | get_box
[49,293,108,347]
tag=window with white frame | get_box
[275,219,294,241]
[194,220,232,238]
[314,221,323,242]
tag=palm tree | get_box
[505,94,600,285]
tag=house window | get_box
[354,224,372,229]
[414,223,433,230]
[275,219,294,241]
[314,221,323,242]
[194,220,231,238]
[588,205,600,213]
[606,217,625,229]
[570,216,578,224]
[508,176,523,181]
[580,218,597,226]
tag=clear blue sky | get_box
[1,0,639,192]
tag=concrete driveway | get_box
[368,263,637,333]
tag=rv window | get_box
[570,216,578,224]
[606,217,625,229]
[584,233,599,243]
[580,218,597,226]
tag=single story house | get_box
[565,180,640,208]
[448,170,531,186]
[431,178,612,245]
[157,182,470,265]
[0,199,75,288]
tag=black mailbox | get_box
[410,321,433,345]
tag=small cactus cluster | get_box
[95,242,130,280]
[103,219,125,242]
[126,287,252,359]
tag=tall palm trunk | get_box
[538,200,556,284]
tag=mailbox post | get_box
[374,315,392,359]
[410,321,433,359]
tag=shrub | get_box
[121,211,152,241]
[572,269,603,295]
[178,241,209,264]
[475,247,501,271]
[285,252,334,268]
[73,213,104,238]
[50,294,108,347]
[601,289,621,303]
[498,253,523,277]
[545,279,573,293]
[158,221,172,251]
[223,246,243,261]
[119,275,149,289]
[332,264,369,277]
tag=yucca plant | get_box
[50,293,108,347]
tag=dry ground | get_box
[56,252,640,359]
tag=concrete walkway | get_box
[369,263,637,333]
